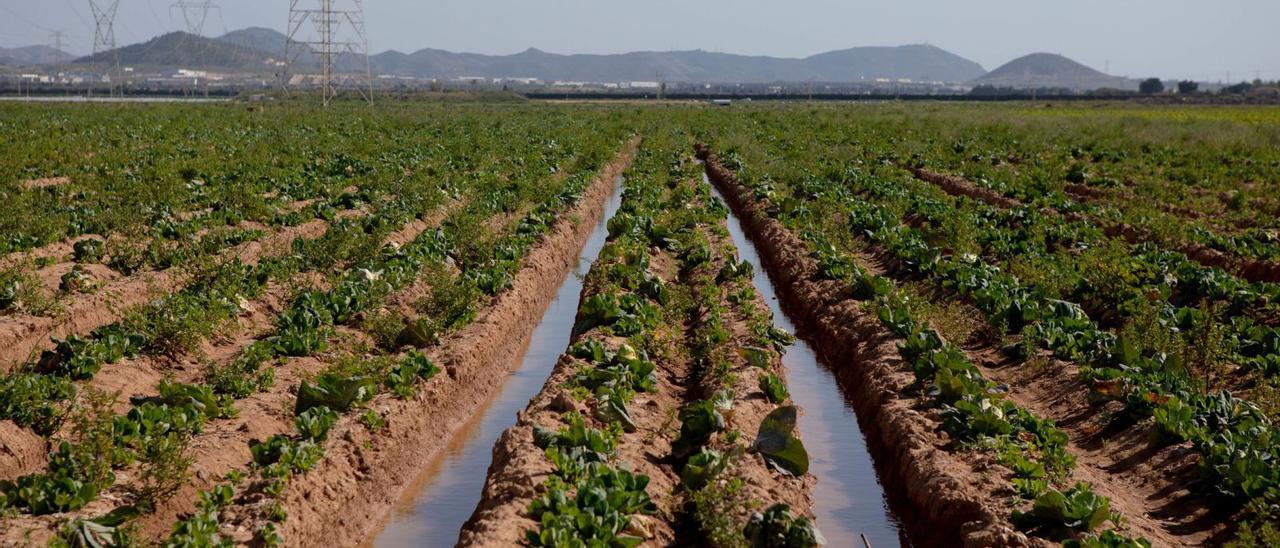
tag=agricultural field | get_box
[1,100,1278,548]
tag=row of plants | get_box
[523,138,687,546]
[675,183,818,547]
[0,106,629,439]
[0,176,452,437]
[716,118,1280,539]
[148,128,633,546]
[0,181,456,525]
[1,114,634,544]
[862,104,1280,257]
[0,103,592,256]
[819,164,1280,534]
[838,162,1280,380]
[0,102,631,329]
[522,135,819,547]
[702,147,1147,546]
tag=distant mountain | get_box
[214,28,986,83]
[365,44,985,83]
[973,53,1133,91]
[67,28,989,83]
[75,31,279,71]
[0,45,76,66]
[217,27,289,58]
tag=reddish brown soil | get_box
[908,167,1022,209]
[703,150,1035,547]
[970,353,1233,545]
[1064,182,1214,222]
[0,420,46,480]
[204,139,639,548]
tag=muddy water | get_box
[369,179,626,548]
[707,175,907,547]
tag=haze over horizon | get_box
[2,0,1278,82]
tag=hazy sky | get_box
[1,0,1277,81]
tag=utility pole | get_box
[171,0,219,36]
[88,0,122,97]
[286,0,373,106]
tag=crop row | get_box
[0,108,634,545]
[463,131,818,547]
[701,106,1279,542]
[701,140,1151,546]
[866,105,1279,244]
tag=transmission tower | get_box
[48,30,67,65]
[286,0,373,106]
[88,0,122,96]
[171,0,220,36]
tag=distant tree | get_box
[1139,78,1165,95]
[1177,80,1199,94]
[1222,82,1254,95]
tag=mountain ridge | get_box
[53,27,989,84]
[0,45,76,66]
[75,32,280,71]
[8,27,1145,90]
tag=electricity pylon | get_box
[171,0,220,36]
[48,30,67,65]
[88,0,122,96]
[286,0,373,106]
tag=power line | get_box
[286,0,373,106]
[170,0,219,36]
[66,0,94,32]
[0,4,55,33]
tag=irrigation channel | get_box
[705,172,907,547]
[369,168,906,546]
[370,178,626,548]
